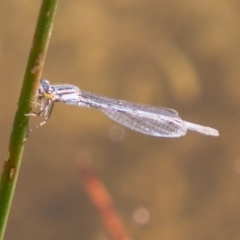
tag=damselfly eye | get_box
[40,79,52,94]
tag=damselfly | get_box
[26,79,219,137]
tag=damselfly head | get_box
[40,79,51,92]
[36,79,52,99]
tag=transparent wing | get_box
[101,109,187,137]
[79,91,219,137]
[80,91,187,137]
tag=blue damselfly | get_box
[26,79,219,137]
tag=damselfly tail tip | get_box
[193,126,219,137]
[185,121,219,137]
[205,127,219,137]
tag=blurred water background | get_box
[0,1,240,240]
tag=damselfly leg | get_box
[26,98,54,133]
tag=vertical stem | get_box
[0,1,58,239]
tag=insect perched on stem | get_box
[26,79,219,138]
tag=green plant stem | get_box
[0,1,58,239]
